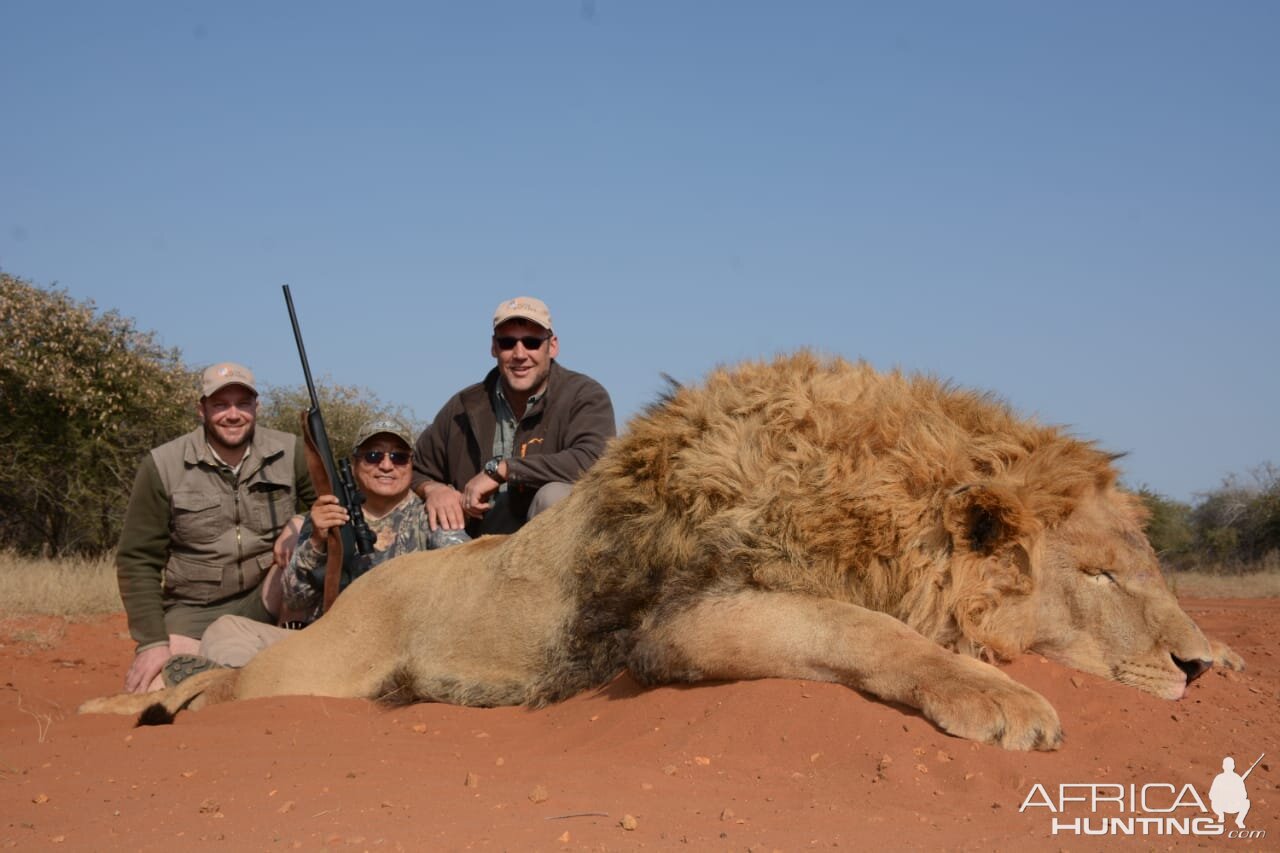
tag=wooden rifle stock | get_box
[299,413,348,613]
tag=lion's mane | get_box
[539,351,1128,701]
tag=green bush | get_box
[0,272,196,556]
[1192,464,1280,567]
[257,380,421,460]
[1141,464,1280,573]
[1135,486,1194,561]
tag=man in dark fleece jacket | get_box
[412,296,615,540]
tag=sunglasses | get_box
[358,450,411,466]
[493,334,550,351]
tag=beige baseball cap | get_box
[492,296,552,331]
[200,362,257,398]
[351,416,415,454]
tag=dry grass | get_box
[1166,569,1280,599]
[2,621,68,649]
[1164,552,1280,599]
[0,551,123,617]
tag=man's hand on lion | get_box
[421,482,468,531]
[305,495,350,549]
[125,645,171,693]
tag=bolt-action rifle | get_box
[283,284,377,613]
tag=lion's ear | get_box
[943,484,1029,555]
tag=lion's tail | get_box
[78,668,240,724]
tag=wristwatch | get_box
[484,456,506,483]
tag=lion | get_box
[80,352,1243,750]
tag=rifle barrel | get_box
[282,284,321,410]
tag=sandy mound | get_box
[2,600,1276,850]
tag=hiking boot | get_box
[162,653,222,687]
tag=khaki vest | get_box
[151,426,299,606]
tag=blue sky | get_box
[2,2,1276,503]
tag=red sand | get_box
[2,600,1276,851]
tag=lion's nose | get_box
[1173,655,1212,684]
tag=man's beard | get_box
[205,421,254,452]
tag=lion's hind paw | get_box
[1210,638,1245,672]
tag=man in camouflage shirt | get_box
[281,425,439,622]
[174,416,463,677]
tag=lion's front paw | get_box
[916,657,1063,751]
[1210,637,1245,672]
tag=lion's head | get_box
[936,481,1215,699]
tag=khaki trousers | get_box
[200,615,291,667]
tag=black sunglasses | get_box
[493,334,550,351]
[358,450,411,466]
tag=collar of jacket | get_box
[179,425,287,480]
[469,361,560,422]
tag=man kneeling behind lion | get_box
[81,353,1243,751]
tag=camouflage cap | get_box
[351,416,415,455]
[201,362,257,398]
[493,296,552,331]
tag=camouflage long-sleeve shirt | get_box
[283,492,433,622]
